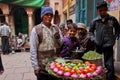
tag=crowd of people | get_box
[30,1,120,80]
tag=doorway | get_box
[33,8,41,25]
[0,8,5,23]
[13,8,28,35]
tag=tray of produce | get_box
[82,51,103,66]
[82,51,102,60]
[45,58,106,80]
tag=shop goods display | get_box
[46,58,106,80]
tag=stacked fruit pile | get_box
[82,51,102,60]
[46,58,105,79]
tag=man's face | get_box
[77,28,86,39]
[42,13,53,25]
[78,28,84,35]
[97,7,107,18]
[67,22,72,26]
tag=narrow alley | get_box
[0,52,37,80]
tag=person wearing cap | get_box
[89,1,120,80]
[30,6,63,80]
[77,23,95,58]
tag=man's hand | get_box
[54,32,60,39]
[34,69,40,76]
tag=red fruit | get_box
[56,64,61,70]
[89,68,94,72]
[91,64,97,68]
[59,66,64,70]
[91,64,97,70]
[70,69,76,74]
[78,70,83,74]
[83,69,89,74]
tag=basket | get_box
[84,58,103,66]
[45,58,106,80]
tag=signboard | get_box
[105,0,119,11]
[0,0,45,8]
[69,5,75,15]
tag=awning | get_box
[0,0,45,8]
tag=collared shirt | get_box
[0,24,11,36]
[30,23,63,70]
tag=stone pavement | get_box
[0,52,37,80]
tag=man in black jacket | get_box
[89,1,120,80]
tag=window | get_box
[55,2,59,10]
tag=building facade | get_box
[62,0,76,23]
[0,3,38,36]
[48,0,64,25]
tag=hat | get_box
[41,6,53,18]
[96,1,107,9]
[77,23,86,29]
[67,19,73,23]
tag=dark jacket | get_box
[89,14,120,47]
[79,34,95,52]
[0,56,4,71]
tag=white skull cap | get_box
[77,23,86,29]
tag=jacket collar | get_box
[95,14,110,21]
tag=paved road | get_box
[0,52,37,80]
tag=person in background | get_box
[16,35,23,49]
[59,23,68,37]
[89,1,120,80]
[66,19,73,26]
[60,23,79,58]
[77,23,95,52]
[30,6,63,80]
[0,22,11,55]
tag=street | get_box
[0,52,37,80]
